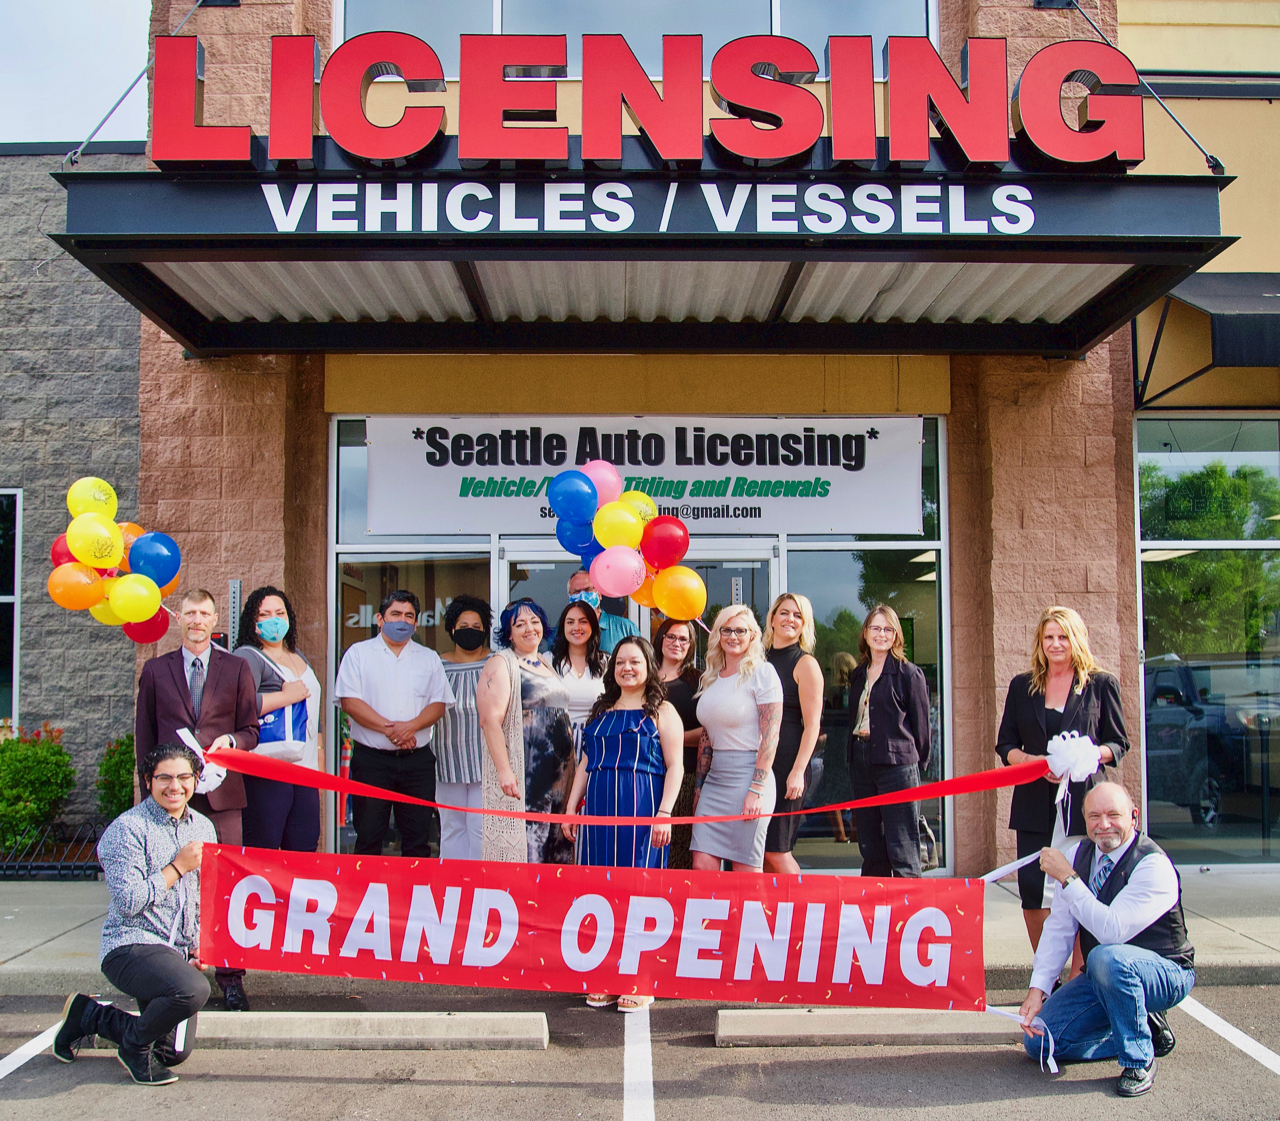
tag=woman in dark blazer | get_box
[847,604,931,877]
[996,605,1130,952]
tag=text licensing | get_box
[153,34,1144,168]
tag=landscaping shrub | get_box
[97,734,136,820]
[0,723,75,849]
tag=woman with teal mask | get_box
[233,586,322,852]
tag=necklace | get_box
[519,654,543,669]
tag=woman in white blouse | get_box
[551,600,607,754]
[690,605,783,873]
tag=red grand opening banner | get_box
[201,847,987,1010]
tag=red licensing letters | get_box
[151,32,1145,170]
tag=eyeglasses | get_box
[720,627,750,638]
[152,773,196,786]
[867,625,896,635]
[664,634,690,645]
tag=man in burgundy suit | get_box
[135,588,259,1011]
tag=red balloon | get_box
[122,606,170,644]
[50,533,75,567]
[640,515,690,570]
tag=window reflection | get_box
[345,0,492,76]
[785,548,944,870]
[780,0,928,78]
[1143,549,1280,862]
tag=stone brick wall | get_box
[0,148,145,818]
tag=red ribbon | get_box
[207,747,1049,828]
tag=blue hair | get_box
[497,598,550,648]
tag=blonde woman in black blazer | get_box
[996,605,1130,952]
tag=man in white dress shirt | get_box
[1019,782,1195,1097]
[335,590,454,857]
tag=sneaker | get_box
[1116,1060,1157,1097]
[1149,1011,1176,1058]
[220,977,250,1012]
[52,993,92,1063]
[117,1042,179,1086]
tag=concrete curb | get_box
[79,1011,550,1051]
[716,1007,1022,1048]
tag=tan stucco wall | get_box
[1120,0,1280,73]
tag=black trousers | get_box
[86,944,209,1060]
[349,742,436,858]
[1015,829,1054,909]
[242,773,321,852]
[849,741,922,878]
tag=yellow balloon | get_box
[67,476,118,519]
[89,597,125,626]
[109,573,161,624]
[652,565,707,621]
[66,512,125,568]
[619,490,658,524]
[593,501,644,550]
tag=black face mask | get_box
[452,628,487,651]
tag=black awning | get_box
[1170,273,1280,367]
[50,148,1234,359]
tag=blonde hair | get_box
[764,592,816,653]
[1030,605,1102,694]
[857,604,908,665]
[831,650,857,688]
[697,605,765,695]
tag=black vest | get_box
[1072,834,1194,969]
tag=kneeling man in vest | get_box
[1019,781,1194,1097]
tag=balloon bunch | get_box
[547,461,707,621]
[46,477,183,644]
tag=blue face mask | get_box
[381,619,416,642]
[256,617,290,643]
[569,590,601,611]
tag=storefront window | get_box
[784,547,944,870]
[1139,417,1280,863]
[0,491,16,724]
[780,0,929,78]
[344,0,493,77]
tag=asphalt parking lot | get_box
[0,985,1277,1120]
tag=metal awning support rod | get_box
[63,0,208,169]
[1135,296,1172,406]
[1139,361,1216,409]
[1036,0,1225,175]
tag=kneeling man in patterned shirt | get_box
[53,743,216,1085]
[1020,781,1195,1097]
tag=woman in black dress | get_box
[762,593,824,875]
[655,617,702,870]
[996,605,1129,953]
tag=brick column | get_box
[942,1,1141,875]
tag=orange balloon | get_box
[117,522,145,573]
[48,562,105,611]
[630,574,657,609]
[651,565,707,621]
[160,573,180,597]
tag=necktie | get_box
[1090,853,1114,896]
[189,657,205,722]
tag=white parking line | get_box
[623,1006,655,1121]
[1177,996,1280,1077]
[0,1022,61,1081]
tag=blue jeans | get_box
[1026,944,1196,1069]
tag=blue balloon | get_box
[548,470,597,524]
[579,538,605,568]
[128,531,181,587]
[556,519,596,553]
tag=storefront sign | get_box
[152,32,1143,170]
[201,845,986,1010]
[364,415,923,535]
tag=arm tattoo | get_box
[755,701,781,774]
[694,728,713,789]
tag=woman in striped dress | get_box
[561,635,684,1011]
[437,595,492,861]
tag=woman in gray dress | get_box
[690,605,783,873]
[476,598,576,863]
[438,595,492,861]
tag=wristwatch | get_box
[1062,872,1080,889]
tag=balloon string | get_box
[693,617,712,634]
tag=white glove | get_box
[177,728,227,794]
[1046,731,1102,803]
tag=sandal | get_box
[617,995,653,1013]
[586,993,616,1008]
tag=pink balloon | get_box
[589,546,648,598]
[580,459,623,508]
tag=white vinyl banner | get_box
[365,415,924,536]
